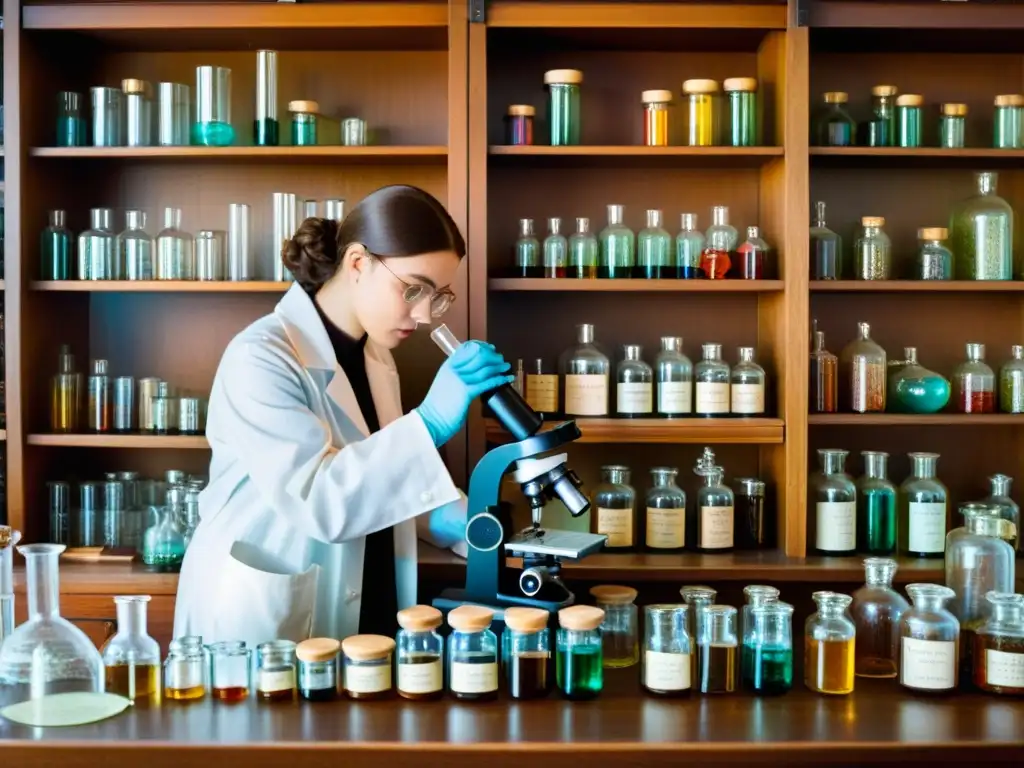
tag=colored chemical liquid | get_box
[857,488,896,555]
[855,627,898,679]
[105,663,162,704]
[509,651,551,700]
[960,390,995,414]
[398,653,443,701]
[545,265,567,279]
[735,244,764,279]
[698,642,736,693]
[740,643,793,695]
[213,685,249,702]
[637,264,671,279]
[556,645,602,700]
[259,687,295,702]
[57,116,86,147]
[974,632,1024,694]
[597,265,634,279]
[165,684,205,701]
[568,265,598,279]
[699,248,731,280]
[826,122,852,147]
[254,117,279,147]
[735,494,767,549]
[805,637,854,694]
[602,631,639,668]
[191,121,235,147]
[451,652,499,701]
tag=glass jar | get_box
[447,605,498,701]
[525,358,559,417]
[342,635,395,700]
[810,330,839,414]
[982,474,1020,553]
[896,94,923,148]
[543,217,567,279]
[810,200,842,280]
[505,104,535,146]
[899,584,959,693]
[118,209,155,281]
[556,605,604,700]
[805,591,855,695]
[898,452,948,558]
[730,346,765,416]
[974,592,1024,695]
[78,207,116,281]
[734,478,767,549]
[590,584,639,668]
[502,607,551,700]
[810,448,856,557]
[122,78,153,147]
[655,336,692,417]
[854,216,891,280]
[701,206,736,280]
[856,451,896,556]
[192,65,234,147]
[915,227,952,280]
[813,91,856,147]
[724,77,758,147]
[675,213,704,279]
[993,94,1024,149]
[694,448,735,553]
[642,604,691,697]
[156,206,195,280]
[544,69,582,146]
[637,209,672,279]
[559,323,609,416]
[255,640,297,702]
[682,78,719,146]
[514,218,540,278]
[102,595,161,705]
[288,100,318,145]
[695,343,730,416]
[598,204,635,278]
[950,171,1013,280]
[644,467,686,553]
[840,321,886,413]
[735,225,769,280]
[887,346,951,414]
[396,605,444,701]
[57,91,86,147]
[91,86,124,147]
[568,217,599,279]
[946,504,1016,627]
[164,637,206,700]
[641,89,671,147]
[616,345,653,417]
[680,585,716,686]
[296,637,340,701]
[209,641,251,702]
[592,465,636,552]
[954,342,996,414]
[697,605,737,694]
[341,117,367,147]
[871,84,898,147]
[42,209,73,281]
[850,557,909,679]
[939,103,967,148]
[999,344,1024,414]
[742,602,793,695]
[741,585,780,641]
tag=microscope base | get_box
[433,587,574,620]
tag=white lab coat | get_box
[173,283,463,650]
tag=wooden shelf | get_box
[811,280,1024,293]
[809,2,1024,30]
[27,434,209,449]
[487,2,787,30]
[489,278,784,292]
[30,147,448,164]
[489,145,783,168]
[808,414,1024,427]
[809,147,1024,167]
[32,281,291,293]
[485,417,785,445]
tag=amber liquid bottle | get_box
[810,330,838,413]
[105,664,162,705]
[973,592,1024,695]
[805,591,856,695]
[850,558,908,678]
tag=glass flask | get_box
[899,583,958,693]
[741,585,780,641]
[209,641,251,701]
[974,592,1024,695]
[590,584,639,668]
[856,451,896,555]
[513,218,540,278]
[939,103,967,149]
[342,635,395,700]
[544,69,582,146]
[644,467,686,553]
[41,209,73,280]
[954,342,996,414]
[730,346,765,416]
[854,217,891,280]
[164,637,206,700]
[156,207,195,280]
[642,89,672,147]
[810,448,856,557]
[637,209,672,279]
[559,323,609,417]
[543,217,567,279]
[592,465,636,552]
[887,347,950,414]
[896,94,923,148]
[616,345,653,417]
[898,452,948,559]
[993,94,1024,149]
[681,585,717,687]
[840,321,886,413]
[192,65,235,146]
[103,595,161,704]
[693,447,734,553]
[734,478,768,549]
[982,474,1020,553]
[735,226,769,280]
[0,544,105,707]
[77,207,116,280]
[810,330,838,413]
[141,505,186,571]
[742,602,793,696]
[655,336,692,417]
[642,604,691,697]
[810,201,842,280]
[697,605,737,694]
[682,78,719,147]
[568,217,599,279]
[598,204,635,278]
[805,591,855,695]
[916,227,953,280]
[850,557,909,679]
[0,528,21,648]
[57,91,86,147]
[502,606,551,700]
[870,84,898,146]
[50,344,82,433]
[296,637,340,701]
[255,640,297,702]
[447,605,498,701]
[396,605,444,701]
[556,605,604,700]
[695,343,730,416]
[813,91,856,147]
[675,213,704,279]
[701,206,736,280]
[117,209,154,281]
[998,344,1024,414]
[950,171,1013,280]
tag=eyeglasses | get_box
[368,251,456,318]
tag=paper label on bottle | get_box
[450,661,498,694]
[815,501,856,552]
[597,507,634,547]
[901,637,956,690]
[526,374,559,413]
[299,661,337,691]
[700,506,734,549]
[165,660,204,691]
[564,374,608,416]
[345,662,392,694]
[908,502,947,554]
[257,668,296,694]
[658,381,692,414]
[646,507,685,549]
[695,382,729,414]
[730,383,765,414]
[617,382,653,414]
[985,649,1024,687]
[398,659,443,694]
[644,650,691,691]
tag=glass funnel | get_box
[950,171,1013,281]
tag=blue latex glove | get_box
[425,495,468,551]
[416,341,513,448]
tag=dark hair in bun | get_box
[281,185,465,292]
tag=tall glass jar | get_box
[730,346,765,416]
[850,557,909,679]
[813,92,856,147]
[447,605,498,701]
[896,94,923,148]
[642,604,691,697]
[854,217,891,280]
[502,607,551,700]
[887,346,951,414]
[695,343,730,417]
[568,217,598,279]
[950,171,1013,281]
[701,206,736,280]
[856,451,896,555]
[598,204,635,278]
[742,602,793,695]
[41,209,73,281]
[840,322,886,413]
[939,103,967,149]
[998,344,1024,414]
[616,345,653,417]
[544,69,582,146]
[899,583,958,693]
[898,452,948,559]
[593,466,636,552]
[675,213,704,279]
[871,84,898,147]
[395,605,444,701]
[974,592,1024,695]
[810,201,842,280]
[514,218,540,278]
[682,79,719,146]
[644,467,686,553]
[953,342,996,414]
[556,605,604,700]
[102,595,162,704]
[543,217,567,279]
[78,207,116,280]
[156,206,195,280]
[559,323,609,416]
[694,447,734,553]
[637,209,672,279]
[805,591,855,695]
[810,449,856,557]
[993,94,1024,149]
[915,227,953,281]
[724,77,758,146]
[697,605,738,694]
[589,585,638,668]
[810,330,838,414]
[655,336,692,417]
[982,474,1020,554]
[680,585,716,688]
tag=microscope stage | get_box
[506,528,607,560]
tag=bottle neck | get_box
[115,598,149,636]
[815,601,846,618]
[814,201,827,229]
[990,475,1012,497]
[978,173,997,196]
[864,562,896,588]
[821,453,846,475]
[651,471,676,487]
[966,514,1006,537]
[910,456,937,478]
[24,548,61,618]
[607,206,623,226]
[911,595,949,613]
[712,207,728,227]
[990,603,1023,625]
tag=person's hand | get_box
[416,341,513,447]
[426,499,468,550]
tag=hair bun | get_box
[281,217,342,291]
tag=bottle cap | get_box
[341,634,396,662]
[682,79,719,94]
[558,604,605,631]
[396,605,442,631]
[296,637,341,662]
[861,216,885,227]
[641,89,673,104]
[823,91,848,104]
[121,78,152,96]
[723,77,757,92]
[447,604,494,632]
[918,227,947,240]
[589,584,638,605]
[288,100,320,114]
[896,94,923,107]
[543,69,583,85]
[994,94,1024,107]
[507,104,536,116]
[504,607,549,633]
[871,84,898,97]
[941,103,968,116]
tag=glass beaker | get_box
[192,65,234,146]
[697,605,738,694]
[642,604,691,697]
[164,637,206,700]
[850,557,908,679]
[102,595,162,704]
[742,602,794,695]
[899,583,959,693]
[805,591,855,695]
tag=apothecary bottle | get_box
[810,449,856,557]
[887,346,950,414]
[395,605,444,701]
[643,604,691,697]
[41,209,73,281]
[743,601,793,696]
[809,330,838,414]
[156,207,195,280]
[57,91,86,147]
[916,228,952,281]
[447,605,499,701]
[638,209,672,279]
[118,209,154,281]
[697,605,738,694]
[77,207,116,280]
[993,94,1024,149]
[568,217,598,279]
[51,344,82,433]
[616,345,653,417]
[805,591,855,695]
[695,343,730,416]
[682,79,719,147]
[559,323,609,416]
[974,592,1024,695]
[736,226,769,280]
[854,217,891,280]
[953,342,995,414]
[645,467,686,553]
[681,585,716,687]
[871,84,898,146]
[950,171,1013,281]
[898,452,948,559]
[998,345,1024,414]
[103,595,162,704]
[982,474,1020,554]
[735,478,767,549]
[896,94,923,148]
[730,347,765,416]
[296,637,339,701]
[342,635,395,700]
[897,584,959,693]
[589,585,639,668]
[724,77,758,147]
[543,217,567,279]
[514,218,540,278]
[840,322,886,413]
[675,213,704,279]
[598,204,635,279]
[856,451,896,556]
[701,206,736,280]
[556,605,604,700]
[810,201,842,280]
[255,640,297,702]
[939,103,967,149]
[525,359,559,418]
[543,69,582,146]
[503,607,551,700]
[655,336,692,417]
[694,447,734,553]
[850,557,908,679]
[946,504,1016,628]
[741,585,780,642]
[592,466,636,552]
[813,92,856,147]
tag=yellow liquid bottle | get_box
[805,591,856,695]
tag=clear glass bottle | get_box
[502,606,551,700]
[675,213,704,279]
[983,474,1020,554]
[447,605,498,701]
[950,171,1013,281]
[637,209,672,279]
[701,206,736,280]
[898,452,948,559]
[556,605,604,700]
[209,640,251,701]
[899,583,959,693]
[887,346,951,414]
[854,216,891,280]
[592,465,636,553]
[805,591,856,695]
[939,103,967,149]
[559,323,609,417]
[735,226,769,280]
[730,346,765,416]
[642,604,691,697]
[141,505,186,571]
[810,201,842,280]
[840,321,886,413]
[695,343,730,416]
[994,93,1024,149]
[741,585,780,641]
[288,99,318,146]
[655,336,692,417]
[525,358,559,417]
[164,637,206,700]
[396,605,444,701]
[598,204,635,279]
[871,84,898,147]
[77,207,116,280]
[856,451,896,556]
[697,605,738,694]
[255,640,297,702]
[156,207,195,280]
[810,330,838,413]
[916,227,953,281]
[568,217,599,279]
[117,209,154,281]
[850,557,909,679]
[954,342,996,414]
[999,344,1024,414]
[543,217,568,279]
[590,584,639,668]
[974,592,1024,695]
[693,447,734,553]
[616,345,653,417]
[50,344,82,433]
[680,585,716,686]
[41,209,73,280]
[514,218,540,278]
[1,528,21,648]
[946,504,1016,628]
[813,91,856,146]
[742,601,793,696]
[810,448,856,557]
[645,467,686,553]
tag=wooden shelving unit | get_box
[26,434,209,450]
[811,280,1024,293]
[31,281,292,293]
[489,278,784,292]
[30,146,449,164]
[484,417,785,445]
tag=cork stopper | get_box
[641,89,673,104]
[558,605,605,631]
[341,634,396,662]
[723,77,758,92]
[589,584,638,605]
[121,78,152,96]
[871,84,898,97]
[918,227,948,240]
[296,637,341,662]
[288,100,320,114]
[682,79,720,95]
[995,94,1024,107]
[504,607,550,633]
[896,94,923,107]
[861,216,885,227]
[507,104,536,117]
[397,605,442,632]
[448,604,494,632]
[823,92,848,104]
[544,69,583,85]
[941,103,968,117]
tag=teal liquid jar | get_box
[191,65,235,147]
[57,91,86,147]
[289,100,319,146]
[254,50,279,147]
[741,602,793,695]
[896,94,923,148]
[637,209,672,279]
[544,69,582,146]
[724,77,759,147]
[994,94,1024,149]
[871,84,898,147]
[939,103,967,149]
[916,227,953,281]
[556,605,604,700]
[41,209,73,280]
[856,451,897,556]
[888,346,951,414]
[598,204,635,278]
[141,506,186,572]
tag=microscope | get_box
[429,326,607,617]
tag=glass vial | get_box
[993,94,1024,149]
[514,218,540,278]
[736,226,769,279]
[502,607,551,700]
[643,604,691,697]
[697,605,737,694]
[342,635,395,700]
[158,82,190,146]
[122,79,153,147]
[256,640,297,702]
[701,206,736,279]
[814,91,856,146]
[560,323,609,417]
[850,557,909,679]
[637,209,672,279]
[543,69,582,146]
[983,474,1020,554]
[854,217,891,280]
[590,584,639,668]
[289,100,318,146]
[856,451,896,556]
[734,478,767,549]
[48,481,70,545]
[568,217,598,279]
[742,601,793,695]
[676,213,704,279]
[810,330,839,413]
[296,638,340,701]
[645,467,686,553]
[810,201,842,280]
[103,595,162,705]
[950,171,1013,281]
[341,117,367,146]
[974,592,1024,695]
[999,345,1024,414]
[78,207,116,281]
[898,452,948,558]
[525,359,559,417]
[447,606,498,701]
[505,104,535,146]
[616,345,653,417]
[724,77,758,146]
[164,637,206,701]
[593,466,636,552]
[118,210,154,281]
[556,605,604,700]
[916,227,952,280]
[255,50,279,146]
[899,584,959,693]
[954,342,996,414]
[598,204,635,279]
[730,346,765,416]
[156,207,195,280]
[57,91,86,147]
[681,585,717,687]
[209,641,251,702]
[811,448,856,557]
[840,322,886,413]
[543,217,568,278]
[641,89,671,147]
[50,344,82,433]
[91,86,123,147]
[396,605,444,701]
[682,79,719,147]
[939,103,967,149]
[805,591,856,695]
[695,343,730,416]
[192,65,234,147]
[87,359,111,433]
[896,94,923,148]
[41,209,73,281]
[871,84,898,147]
[694,447,734,553]
[655,336,692,416]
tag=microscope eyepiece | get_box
[552,471,590,517]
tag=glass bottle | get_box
[0,544,104,707]
[896,93,923,148]
[556,605,604,700]
[644,467,686,553]
[998,344,1024,414]
[642,604,691,697]
[871,84,898,147]
[701,206,736,280]
[637,209,672,279]
[513,218,540,278]
[543,217,567,279]
[840,322,886,413]
[946,504,1016,628]
[899,583,959,693]
[856,451,896,555]
[939,103,967,149]
[589,585,639,668]
[694,447,734,553]
[341,635,395,700]
[805,591,855,695]
[741,584,780,641]
[502,607,551,700]
[559,323,609,417]
[735,226,769,280]
[192,65,235,147]
[682,78,719,146]
[41,209,73,281]
[887,346,951,414]
[593,466,636,553]
[616,344,653,417]
[742,601,793,696]
[697,605,738,694]
[255,640,297,702]
[50,344,82,433]
[730,346,766,416]
[810,201,842,280]
[982,474,1020,554]
[854,217,891,280]
[57,91,87,147]
[953,342,996,414]
[642,89,672,147]
[395,605,444,701]
[950,171,1013,281]
[850,557,909,679]
[525,358,559,418]
[103,595,162,704]
[117,209,154,281]
[598,204,635,279]
[898,452,948,559]
[447,605,498,701]
[810,448,856,557]
[809,330,838,413]
[680,585,716,688]
[655,336,692,417]
[695,343,730,416]
[544,69,582,146]
[164,637,206,700]
[675,213,704,279]
[77,207,116,280]
[288,100,318,146]
[813,91,856,147]
[156,207,195,280]
[734,478,767,549]
[994,94,1024,149]
[974,592,1024,695]
[141,505,186,572]
[916,227,953,281]
[568,217,598,279]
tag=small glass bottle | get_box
[88,359,112,433]
[645,467,686,553]
[255,640,297,702]
[899,583,959,693]
[598,204,635,278]
[681,585,717,686]
[57,91,87,147]
[682,78,719,147]
[156,207,195,280]
[954,342,996,414]
[514,218,540,278]
[556,605,604,700]
[974,592,1024,695]
[850,557,909,679]
[164,637,206,700]
[805,591,855,695]
[342,635,395,700]
[735,226,769,280]
[642,604,691,697]
[734,478,767,549]
[655,336,692,417]
[993,94,1024,149]
[840,322,886,413]
[544,69,583,146]
[810,448,856,557]
[695,343,730,416]
[701,206,736,280]
[616,344,653,417]
[78,207,116,280]
[103,595,162,705]
[694,447,735,553]
[593,465,636,552]
[209,641,251,702]
[887,346,951,414]
[675,213,704,279]
[916,227,952,280]
[642,89,672,146]
[724,77,758,146]
[871,84,898,147]
[41,209,73,281]
[741,584,779,641]
[742,602,794,696]
[697,605,738,694]
[525,359,559,417]
[543,217,567,279]
[896,94,923,148]
[296,637,340,701]
[810,330,839,414]
[854,217,892,280]
[505,104,535,146]
[813,91,856,147]
[568,217,599,279]
[637,209,672,279]
[447,605,498,701]
[939,103,967,149]
[590,584,639,668]
[50,344,82,433]
[983,474,1020,554]
[396,605,444,701]
[559,323,609,417]
[810,201,842,280]
[950,171,1013,281]
[898,451,948,559]
[503,606,551,700]
[999,345,1024,414]
[118,209,155,281]
[730,346,766,416]
[288,100,318,145]
[856,451,897,556]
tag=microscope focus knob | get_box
[466,512,503,552]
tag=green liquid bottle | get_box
[637,208,672,279]
[41,209,73,281]
[599,204,635,279]
[568,217,598,279]
[543,217,568,279]
[856,451,897,556]
[556,605,604,701]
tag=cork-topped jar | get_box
[556,605,606,700]
[503,606,552,700]
[590,584,640,668]
[396,605,444,701]
[296,637,340,701]
[447,605,498,701]
[342,634,396,700]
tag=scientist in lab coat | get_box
[174,185,514,650]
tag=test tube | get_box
[255,50,279,147]
[227,203,252,281]
[158,82,190,146]
[272,193,298,282]
[114,375,135,431]
[324,199,345,222]
[48,482,70,545]
[430,324,462,357]
[196,230,226,281]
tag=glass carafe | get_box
[810,449,856,557]
[850,557,908,679]
[701,206,736,280]
[805,591,855,695]
[514,218,540,278]
[675,213,704,279]
[156,206,195,280]
[898,452,948,559]
[999,344,1024,414]
[693,448,734,553]
[950,171,1013,281]
[568,217,598,279]
[887,346,950,414]
[812,92,856,147]
[141,505,186,572]
[856,451,896,555]
[854,217,891,280]
[77,207,116,280]
[598,204,635,279]
[655,336,692,417]
[616,344,653,417]
[899,583,959,693]
[810,200,842,280]
[103,595,162,704]
[954,342,995,414]
[694,343,730,417]
[644,467,686,553]
[559,323,609,417]
[637,209,672,279]
[592,466,636,553]
[730,346,765,416]
[983,474,1020,553]
[543,217,568,279]
[840,322,886,413]
[41,209,73,280]
[118,209,154,281]
[0,527,21,647]
[974,592,1024,695]
[809,330,838,414]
